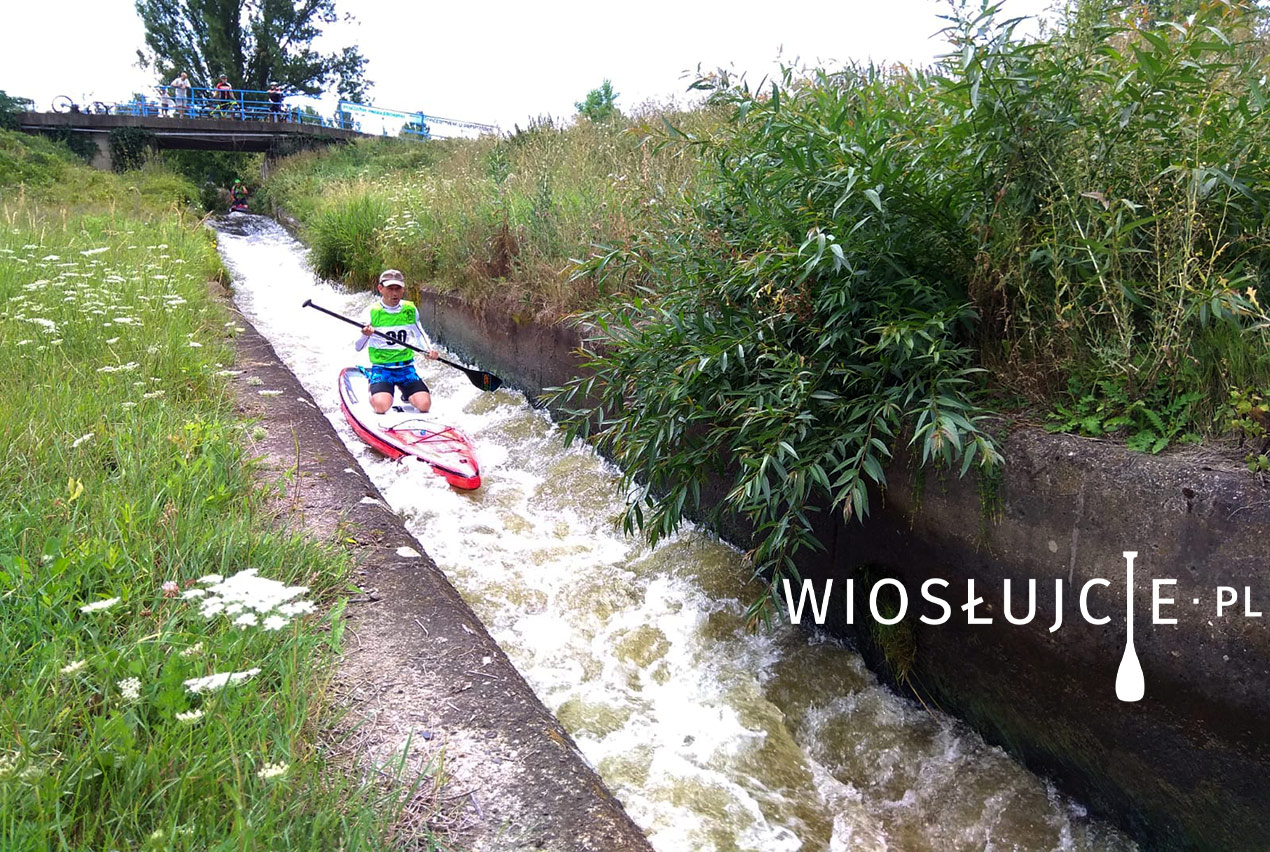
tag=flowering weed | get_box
[0,169,430,849]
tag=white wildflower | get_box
[184,667,261,694]
[80,597,121,613]
[142,390,165,399]
[60,659,87,675]
[175,709,204,723]
[121,402,137,409]
[198,574,224,585]
[262,615,289,631]
[105,337,120,345]
[181,588,207,600]
[80,247,110,256]
[232,612,258,628]
[118,677,141,701]
[256,761,288,780]
[197,569,309,624]
[71,433,94,449]
[180,642,204,657]
[188,341,202,348]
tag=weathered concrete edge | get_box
[412,288,1270,852]
[224,297,653,852]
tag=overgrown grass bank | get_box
[260,111,712,315]
[0,131,438,849]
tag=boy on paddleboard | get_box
[356,269,440,414]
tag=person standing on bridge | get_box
[355,269,441,415]
[169,71,191,117]
[214,75,234,117]
[268,83,284,121]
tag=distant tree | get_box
[575,80,621,123]
[0,90,35,130]
[134,0,371,101]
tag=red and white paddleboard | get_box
[337,366,481,490]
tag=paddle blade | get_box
[470,369,503,392]
[437,356,502,392]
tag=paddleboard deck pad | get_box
[338,366,481,490]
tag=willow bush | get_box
[958,0,1270,431]
[552,0,1270,620]
[552,63,1003,625]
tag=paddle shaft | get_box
[302,299,503,392]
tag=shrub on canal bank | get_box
[552,0,1270,620]
[0,145,441,849]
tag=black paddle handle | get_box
[301,298,480,377]
[302,298,432,356]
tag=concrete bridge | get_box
[17,111,367,170]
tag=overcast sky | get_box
[2,0,1054,131]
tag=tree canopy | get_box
[135,0,371,101]
[575,80,620,123]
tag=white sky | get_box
[1,0,1055,132]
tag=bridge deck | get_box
[18,112,368,153]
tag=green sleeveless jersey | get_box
[365,300,425,365]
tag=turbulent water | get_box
[214,215,1135,852]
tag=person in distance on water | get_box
[356,269,440,414]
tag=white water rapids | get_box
[215,215,1135,852]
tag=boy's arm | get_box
[413,317,440,360]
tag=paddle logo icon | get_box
[1115,551,1145,702]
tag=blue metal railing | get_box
[52,86,360,131]
[45,88,498,140]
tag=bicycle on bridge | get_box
[50,94,113,115]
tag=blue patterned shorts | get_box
[365,363,429,397]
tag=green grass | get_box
[261,110,713,314]
[0,138,443,850]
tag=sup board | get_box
[337,366,481,490]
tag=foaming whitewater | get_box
[214,214,1136,852]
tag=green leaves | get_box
[550,63,999,624]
